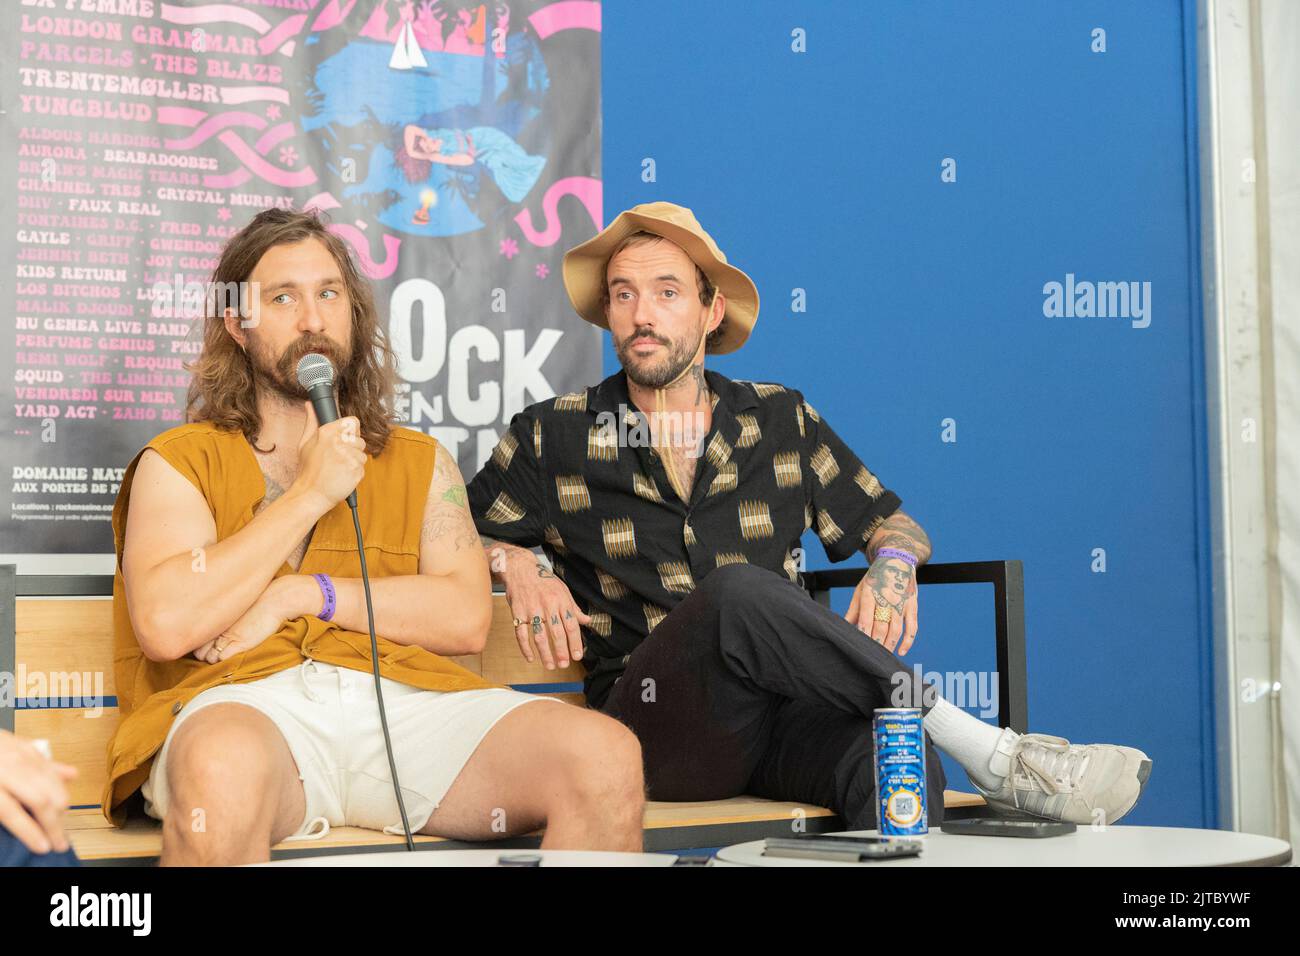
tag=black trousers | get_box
[599,563,948,830]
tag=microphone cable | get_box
[349,500,416,851]
[298,351,414,851]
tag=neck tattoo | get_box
[688,364,709,406]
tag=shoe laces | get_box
[1010,734,1091,794]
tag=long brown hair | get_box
[185,208,398,456]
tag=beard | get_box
[248,331,353,404]
[615,324,703,389]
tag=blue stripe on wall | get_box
[1176,0,1218,830]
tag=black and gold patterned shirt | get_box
[466,369,902,709]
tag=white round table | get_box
[714,827,1292,867]
[252,849,679,867]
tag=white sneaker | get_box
[972,728,1153,825]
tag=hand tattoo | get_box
[865,559,912,610]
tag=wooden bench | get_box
[0,561,1024,864]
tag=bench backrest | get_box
[2,560,1026,815]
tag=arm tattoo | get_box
[875,532,919,554]
[481,536,539,577]
[433,446,459,481]
[421,502,482,551]
[536,564,554,579]
[865,511,932,564]
[483,535,524,555]
[423,447,480,551]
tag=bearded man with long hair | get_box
[103,208,643,865]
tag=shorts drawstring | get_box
[299,657,325,705]
[281,816,331,842]
[383,817,417,838]
[271,659,332,843]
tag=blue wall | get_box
[601,0,1212,827]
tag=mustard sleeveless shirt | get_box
[102,421,496,825]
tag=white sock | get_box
[922,697,1014,792]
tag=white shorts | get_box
[142,658,561,842]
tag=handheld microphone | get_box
[294,351,415,849]
[296,353,357,509]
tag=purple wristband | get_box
[876,547,917,567]
[312,573,337,622]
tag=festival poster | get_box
[1,0,603,556]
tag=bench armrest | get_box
[801,560,1027,732]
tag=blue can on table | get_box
[873,707,928,837]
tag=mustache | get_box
[274,335,348,375]
[621,332,670,349]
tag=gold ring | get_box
[873,605,893,623]
[512,618,525,628]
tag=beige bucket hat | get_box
[561,201,760,354]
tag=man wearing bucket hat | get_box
[467,202,1152,829]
